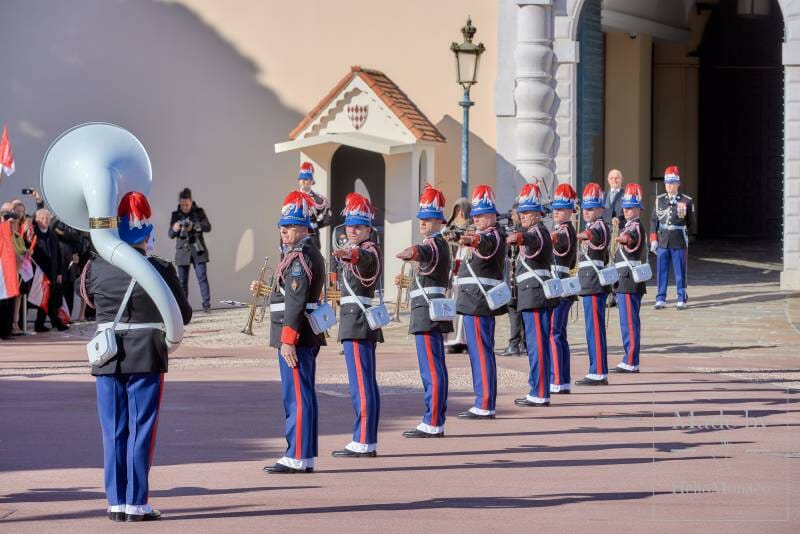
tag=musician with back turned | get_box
[395,185,453,437]
[259,191,326,474]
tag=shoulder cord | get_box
[79,260,94,309]
[587,220,608,250]
[277,250,312,284]
[471,227,500,259]
[622,220,641,254]
[416,237,439,276]
[552,223,571,257]
[520,224,544,259]
[343,241,381,287]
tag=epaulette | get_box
[656,193,667,198]
[680,193,693,200]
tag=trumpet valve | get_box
[395,275,412,288]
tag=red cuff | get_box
[466,234,481,247]
[649,232,657,242]
[577,231,589,240]
[513,233,524,247]
[348,247,361,264]
[550,232,559,245]
[618,233,632,245]
[280,325,300,345]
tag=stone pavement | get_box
[0,240,798,533]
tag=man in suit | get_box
[603,169,625,228]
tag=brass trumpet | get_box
[392,261,412,322]
[243,257,274,335]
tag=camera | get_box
[21,188,35,195]
[178,219,191,239]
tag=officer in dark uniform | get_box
[85,192,192,522]
[549,183,578,394]
[575,182,611,386]
[507,183,556,407]
[297,162,333,250]
[650,165,695,310]
[455,185,507,419]
[395,185,453,438]
[330,193,383,457]
[260,191,326,474]
[611,183,647,373]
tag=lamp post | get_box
[451,17,485,199]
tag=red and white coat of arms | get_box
[347,104,368,130]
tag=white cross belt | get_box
[516,270,551,283]
[455,277,503,287]
[97,322,165,331]
[408,287,447,299]
[269,303,320,312]
[578,260,605,268]
[340,295,374,306]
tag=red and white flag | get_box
[0,124,15,177]
[0,220,20,299]
[28,266,51,310]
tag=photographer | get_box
[168,188,212,312]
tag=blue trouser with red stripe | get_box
[278,345,320,460]
[463,314,497,413]
[414,331,449,428]
[342,340,380,447]
[582,294,608,378]
[656,247,687,303]
[96,373,164,507]
[522,309,551,402]
[549,299,573,391]
[617,293,642,370]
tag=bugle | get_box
[242,257,274,335]
[392,261,412,322]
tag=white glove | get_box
[650,241,658,254]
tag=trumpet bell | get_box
[40,123,152,232]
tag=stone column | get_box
[782,63,800,290]
[514,0,556,200]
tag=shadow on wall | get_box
[434,115,516,210]
[0,0,303,307]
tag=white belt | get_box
[97,322,164,331]
[455,277,503,287]
[662,225,687,231]
[269,303,320,312]
[340,295,374,306]
[552,265,571,274]
[409,286,447,299]
[516,270,551,283]
[615,260,641,268]
[578,260,605,268]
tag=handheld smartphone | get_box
[21,188,34,195]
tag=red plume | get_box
[419,184,445,209]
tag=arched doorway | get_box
[699,0,784,241]
[330,145,386,251]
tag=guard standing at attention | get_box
[260,191,326,474]
[330,193,383,457]
[575,183,611,386]
[611,183,647,373]
[651,166,695,310]
[84,192,192,522]
[395,185,453,437]
[549,184,578,394]
[455,185,508,420]
[507,183,556,407]
[297,162,333,249]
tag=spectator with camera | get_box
[168,188,212,312]
[32,208,69,332]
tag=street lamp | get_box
[451,17,485,199]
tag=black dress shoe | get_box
[34,326,50,333]
[126,509,161,522]
[108,511,126,522]
[609,367,639,374]
[558,389,571,394]
[514,398,550,407]
[574,377,608,386]
[495,345,523,357]
[445,343,466,354]
[456,410,496,420]
[56,325,69,331]
[263,462,313,474]
[331,449,377,458]
[403,428,444,438]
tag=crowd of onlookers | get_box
[0,189,94,340]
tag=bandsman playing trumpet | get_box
[549,184,579,394]
[575,183,611,386]
[330,193,384,457]
[396,185,453,437]
[611,183,647,373]
[258,191,327,474]
[455,185,508,420]
[507,184,557,407]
